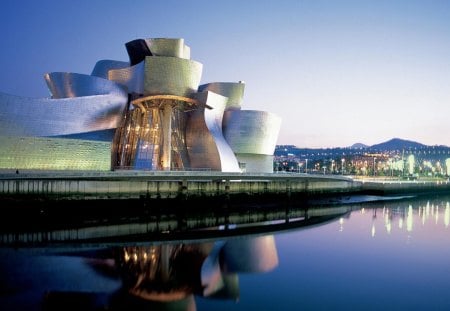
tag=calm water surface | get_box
[1,194,450,310]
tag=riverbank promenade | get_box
[1,170,450,202]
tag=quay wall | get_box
[0,171,360,201]
[2,171,450,202]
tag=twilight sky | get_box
[1,0,450,148]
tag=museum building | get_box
[0,38,281,173]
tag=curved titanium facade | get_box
[0,92,128,137]
[143,57,202,97]
[125,39,152,65]
[0,136,111,170]
[91,60,130,79]
[45,72,127,98]
[223,110,281,173]
[108,61,145,95]
[145,38,190,59]
[0,36,282,172]
[186,91,240,172]
[199,82,245,110]
[223,110,281,155]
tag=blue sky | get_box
[1,0,450,148]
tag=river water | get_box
[1,193,450,310]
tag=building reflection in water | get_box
[43,235,278,310]
[12,197,450,310]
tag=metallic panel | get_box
[199,82,245,110]
[44,72,127,99]
[234,154,275,173]
[108,61,145,94]
[145,38,190,59]
[186,91,240,172]
[125,39,152,66]
[144,56,202,97]
[0,136,111,170]
[91,60,130,79]
[0,91,128,137]
[223,110,281,155]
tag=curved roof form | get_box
[125,38,191,65]
[144,56,202,98]
[91,60,130,79]
[223,110,281,155]
[0,92,127,137]
[199,82,245,110]
[125,39,153,66]
[145,38,190,59]
[187,91,240,172]
[44,72,127,99]
[108,61,145,94]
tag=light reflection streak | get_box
[384,210,391,234]
[435,206,439,225]
[445,203,449,227]
[368,200,450,239]
[407,205,413,232]
[422,205,426,225]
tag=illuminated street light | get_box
[373,157,376,176]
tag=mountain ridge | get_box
[276,138,450,154]
[353,137,431,150]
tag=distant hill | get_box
[369,138,427,150]
[275,137,450,160]
[350,143,369,149]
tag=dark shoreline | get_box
[1,190,449,246]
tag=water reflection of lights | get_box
[339,217,344,232]
[445,202,450,227]
[369,201,450,237]
[407,205,413,232]
[112,237,279,305]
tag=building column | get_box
[161,102,172,170]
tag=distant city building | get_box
[0,38,281,173]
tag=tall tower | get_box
[111,39,203,171]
